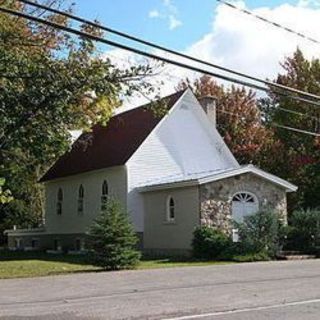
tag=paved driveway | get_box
[0,260,320,319]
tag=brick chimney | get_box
[198,96,217,127]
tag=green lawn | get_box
[0,251,230,279]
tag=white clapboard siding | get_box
[126,89,239,232]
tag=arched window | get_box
[78,184,84,215]
[231,192,259,241]
[101,180,108,210]
[232,192,259,222]
[166,196,175,222]
[56,188,63,215]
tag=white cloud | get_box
[148,10,160,18]
[101,48,181,111]
[169,15,182,30]
[163,0,178,14]
[187,1,320,81]
[104,1,320,111]
[298,0,320,7]
[148,0,182,30]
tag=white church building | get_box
[6,88,297,254]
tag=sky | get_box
[74,0,320,106]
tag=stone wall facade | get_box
[200,173,287,234]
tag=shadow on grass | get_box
[0,250,92,266]
[0,250,210,266]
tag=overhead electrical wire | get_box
[273,124,320,137]
[1,6,320,136]
[0,7,320,137]
[217,0,320,46]
[146,66,320,121]
[218,109,320,137]
[15,0,320,103]
[277,106,320,122]
[0,6,297,98]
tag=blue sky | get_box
[73,0,320,104]
[75,0,303,51]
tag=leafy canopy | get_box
[0,0,156,237]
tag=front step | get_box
[277,251,316,260]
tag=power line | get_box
[273,124,320,137]
[2,8,318,137]
[0,7,271,92]
[277,106,320,122]
[116,58,320,126]
[218,109,320,137]
[16,0,320,103]
[217,0,320,46]
[2,6,320,111]
[142,67,320,122]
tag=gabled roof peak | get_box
[40,89,187,182]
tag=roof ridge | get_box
[113,89,188,118]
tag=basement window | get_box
[15,238,23,250]
[31,239,39,249]
[54,239,61,251]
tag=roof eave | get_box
[138,179,199,193]
[139,165,298,193]
[198,165,298,192]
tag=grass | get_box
[0,251,100,279]
[0,251,231,279]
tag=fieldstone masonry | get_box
[200,173,287,234]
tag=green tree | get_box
[286,209,320,253]
[192,226,232,260]
[0,178,12,204]
[236,210,284,258]
[87,198,141,270]
[0,0,155,238]
[261,49,320,209]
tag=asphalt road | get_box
[0,260,320,319]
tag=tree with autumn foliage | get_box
[0,0,155,241]
[261,48,320,209]
[180,49,320,211]
[177,76,282,170]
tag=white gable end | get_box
[167,89,239,173]
[126,89,239,232]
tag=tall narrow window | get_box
[101,180,108,210]
[78,184,84,215]
[56,188,63,215]
[166,196,175,222]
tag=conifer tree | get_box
[87,199,141,270]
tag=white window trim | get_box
[232,191,258,203]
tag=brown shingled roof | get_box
[40,90,186,182]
